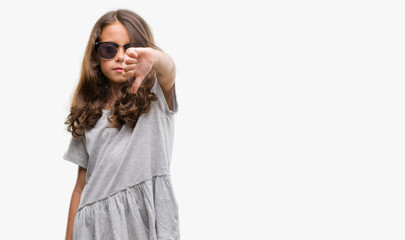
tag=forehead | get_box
[100,22,130,43]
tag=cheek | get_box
[99,61,111,76]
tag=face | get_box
[98,22,130,84]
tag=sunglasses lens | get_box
[98,42,117,59]
[124,44,132,52]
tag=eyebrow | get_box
[99,41,131,44]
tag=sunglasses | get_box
[95,41,135,60]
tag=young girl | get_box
[63,9,180,240]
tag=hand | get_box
[122,47,156,94]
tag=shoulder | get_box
[155,73,176,112]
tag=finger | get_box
[125,48,136,56]
[125,57,137,65]
[123,64,136,72]
[131,76,144,94]
[122,70,134,79]
[127,49,138,59]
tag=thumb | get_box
[131,76,144,94]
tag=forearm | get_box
[65,189,82,240]
[152,49,176,79]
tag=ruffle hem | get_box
[73,175,180,240]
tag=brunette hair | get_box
[65,9,160,137]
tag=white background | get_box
[0,0,404,239]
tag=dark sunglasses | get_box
[95,42,135,59]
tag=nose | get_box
[115,46,125,62]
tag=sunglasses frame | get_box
[95,41,133,60]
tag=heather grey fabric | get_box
[63,75,180,240]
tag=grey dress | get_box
[63,75,180,240]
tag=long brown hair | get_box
[65,9,160,137]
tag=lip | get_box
[113,67,123,72]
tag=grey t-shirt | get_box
[63,75,180,240]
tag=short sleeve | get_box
[152,74,179,115]
[63,135,89,169]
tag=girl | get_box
[63,9,180,240]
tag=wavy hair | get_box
[65,9,160,137]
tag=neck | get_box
[106,82,122,107]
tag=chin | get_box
[109,77,128,84]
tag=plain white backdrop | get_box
[0,0,404,239]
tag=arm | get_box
[123,48,176,110]
[65,166,87,240]
[152,50,176,111]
